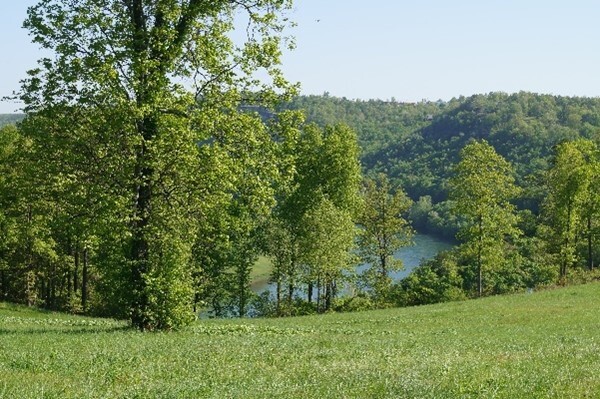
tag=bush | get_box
[565,267,600,285]
[249,292,318,317]
[393,250,467,307]
[333,295,378,312]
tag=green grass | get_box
[1,284,600,398]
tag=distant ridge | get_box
[281,92,600,200]
[0,114,24,128]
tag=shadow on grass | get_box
[0,325,132,335]
[0,302,56,314]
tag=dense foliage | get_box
[276,92,600,307]
[5,38,600,321]
[0,0,316,329]
[449,140,521,296]
[357,173,413,301]
[282,92,600,227]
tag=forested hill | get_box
[0,114,24,128]
[278,94,443,158]
[281,92,600,207]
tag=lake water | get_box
[252,233,454,294]
[375,233,454,280]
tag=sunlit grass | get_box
[1,284,600,397]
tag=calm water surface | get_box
[253,233,453,294]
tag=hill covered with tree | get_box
[5,88,600,320]
[280,92,600,235]
[0,114,24,128]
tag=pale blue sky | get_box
[2,1,600,113]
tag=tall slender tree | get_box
[450,140,521,296]
[192,111,278,317]
[357,173,413,300]
[267,122,361,313]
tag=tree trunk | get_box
[25,204,35,307]
[588,215,594,271]
[477,214,483,297]
[73,246,79,293]
[477,262,482,297]
[276,277,281,315]
[130,116,155,330]
[82,247,89,312]
[287,282,294,306]
[40,277,46,307]
[60,271,67,304]
[380,253,388,279]
[307,281,313,304]
[49,275,56,309]
[238,291,246,318]
[238,267,247,318]
[316,277,321,312]
[562,203,573,281]
[130,176,151,326]
[128,0,158,330]
[325,280,332,311]
[0,270,4,299]
[66,246,72,298]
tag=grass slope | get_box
[1,284,600,398]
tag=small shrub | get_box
[333,295,377,312]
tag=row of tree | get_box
[0,109,387,325]
[281,92,600,238]
[1,0,422,329]
[4,111,599,322]
[0,0,311,330]
[397,138,600,307]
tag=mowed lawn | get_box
[1,283,600,398]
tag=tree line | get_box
[3,1,600,330]
[5,100,599,322]
[1,0,415,329]
[397,138,600,307]
[0,0,307,330]
[1,113,419,324]
[281,92,600,239]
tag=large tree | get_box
[449,140,521,297]
[21,0,294,330]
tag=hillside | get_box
[0,113,24,127]
[282,93,600,207]
[2,283,600,398]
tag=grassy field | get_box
[1,284,600,398]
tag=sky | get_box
[2,1,600,113]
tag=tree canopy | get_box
[17,0,295,330]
